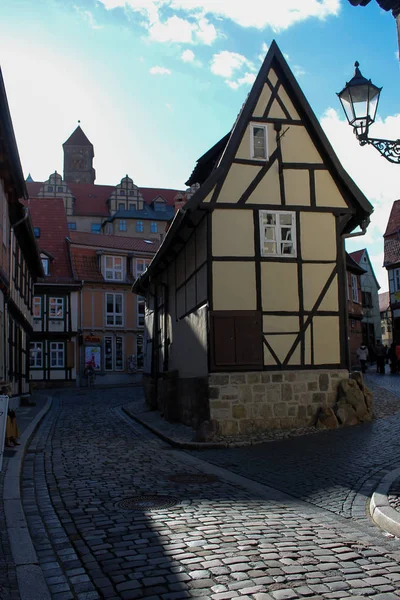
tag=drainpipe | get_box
[342,218,369,239]
[79,280,84,387]
[11,207,30,230]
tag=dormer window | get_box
[41,257,49,275]
[120,190,125,196]
[250,123,268,160]
[154,201,166,212]
[57,186,63,192]
[48,186,53,192]
[129,191,134,196]
[105,256,123,280]
[118,203,125,211]
[129,203,137,211]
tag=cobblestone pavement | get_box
[18,386,400,600]
[192,373,400,526]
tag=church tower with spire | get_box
[63,125,96,184]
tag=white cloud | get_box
[321,107,400,291]
[74,6,103,29]
[149,66,171,75]
[226,72,256,90]
[210,51,251,78]
[293,65,306,77]
[258,42,269,62]
[100,0,340,34]
[195,17,217,44]
[181,49,195,62]
[147,14,216,44]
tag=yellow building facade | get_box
[133,42,373,435]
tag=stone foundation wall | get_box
[143,372,210,429]
[209,370,349,436]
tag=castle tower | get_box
[63,125,96,184]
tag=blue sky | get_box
[0,0,399,289]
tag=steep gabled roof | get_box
[346,252,366,275]
[63,126,93,147]
[185,133,230,186]
[68,183,114,216]
[70,247,106,283]
[384,200,400,237]
[349,248,381,290]
[22,198,73,282]
[69,230,160,253]
[133,40,373,294]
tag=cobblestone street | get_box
[11,380,400,599]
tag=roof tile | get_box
[69,230,160,253]
[384,200,400,237]
[384,236,400,266]
[22,198,73,282]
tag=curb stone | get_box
[370,467,400,538]
[3,396,52,600]
[122,406,296,450]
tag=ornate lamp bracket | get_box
[359,135,400,163]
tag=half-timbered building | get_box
[0,67,43,397]
[133,41,373,435]
[346,252,365,368]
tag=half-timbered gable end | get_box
[133,41,373,436]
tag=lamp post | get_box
[337,62,400,163]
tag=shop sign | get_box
[85,336,101,344]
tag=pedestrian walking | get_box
[5,409,20,448]
[356,343,368,373]
[374,339,386,375]
[389,342,398,374]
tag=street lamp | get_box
[337,62,400,163]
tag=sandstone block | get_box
[319,373,330,391]
[230,374,246,384]
[209,386,220,399]
[239,385,252,403]
[307,381,318,391]
[232,404,246,419]
[312,392,325,405]
[284,372,297,382]
[239,420,256,434]
[260,404,273,419]
[247,373,261,384]
[294,383,307,393]
[288,406,297,417]
[220,420,238,435]
[209,374,229,386]
[282,383,293,402]
[261,373,271,383]
[274,403,287,417]
[272,374,283,382]
[253,384,266,393]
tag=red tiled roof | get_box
[22,198,73,282]
[26,182,43,197]
[69,231,160,253]
[379,291,390,312]
[348,249,365,264]
[63,126,93,147]
[26,182,183,217]
[140,187,182,206]
[384,236,400,266]
[68,183,113,216]
[384,200,400,237]
[70,248,103,282]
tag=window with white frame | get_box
[137,296,145,327]
[395,268,400,291]
[33,296,42,318]
[50,342,64,367]
[136,258,151,278]
[119,220,127,231]
[136,221,143,232]
[30,342,43,368]
[351,274,359,303]
[150,222,158,233]
[260,211,296,257]
[49,297,64,318]
[106,293,123,326]
[104,256,123,280]
[251,123,268,160]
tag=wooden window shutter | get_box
[66,341,75,369]
[210,311,262,371]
